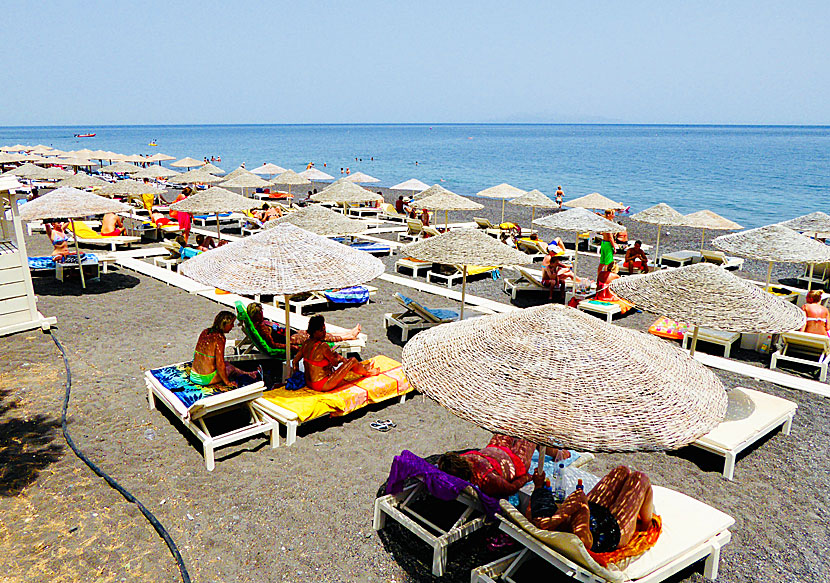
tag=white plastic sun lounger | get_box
[395,257,433,277]
[503,266,550,300]
[577,299,623,322]
[770,330,830,382]
[681,327,741,358]
[473,486,734,583]
[692,387,797,480]
[383,292,462,341]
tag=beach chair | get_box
[503,266,550,300]
[233,300,287,360]
[577,298,630,322]
[657,250,702,268]
[145,361,276,471]
[349,241,393,256]
[271,285,376,315]
[796,261,830,289]
[27,254,110,282]
[700,250,744,271]
[380,203,408,223]
[346,203,382,218]
[191,212,235,227]
[421,225,442,238]
[474,217,503,237]
[395,257,433,277]
[692,387,797,480]
[681,327,741,358]
[427,264,498,287]
[770,330,830,381]
[397,219,424,242]
[384,292,460,341]
[516,238,547,262]
[67,220,140,251]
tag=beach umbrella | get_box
[29,145,54,154]
[0,152,28,165]
[171,157,205,169]
[167,168,225,185]
[170,186,259,239]
[271,169,312,199]
[409,185,483,230]
[343,171,380,184]
[681,210,742,251]
[100,161,142,174]
[508,189,557,233]
[201,162,225,175]
[97,179,165,234]
[310,178,379,208]
[1,144,30,152]
[477,183,526,224]
[251,163,287,178]
[564,192,626,212]
[220,172,273,197]
[630,203,686,260]
[610,263,805,356]
[221,167,255,181]
[713,224,830,288]
[390,178,430,199]
[533,208,625,276]
[1,162,43,177]
[29,166,74,181]
[401,229,528,319]
[401,304,727,451]
[298,167,335,181]
[265,204,369,237]
[179,223,384,373]
[145,152,175,163]
[74,149,95,158]
[132,166,180,179]
[20,154,48,163]
[777,212,830,289]
[19,187,129,288]
[120,154,148,164]
[54,173,110,190]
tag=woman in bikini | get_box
[246,302,361,350]
[191,311,260,388]
[45,221,74,261]
[290,315,379,392]
[800,289,830,336]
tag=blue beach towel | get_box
[149,362,236,409]
[324,285,370,304]
[28,254,99,270]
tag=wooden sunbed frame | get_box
[383,292,460,341]
[68,222,140,251]
[397,219,424,242]
[681,327,741,358]
[770,330,830,382]
[700,250,745,271]
[503,266,549,300]
[577,299,623,322]
[427,264,497,287]
[270,285,378,315]
[395,257,433,277]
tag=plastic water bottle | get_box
[554,463,566,502]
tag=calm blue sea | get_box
[2,124,828,228]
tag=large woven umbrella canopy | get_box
[29,166,74,181]
[251,162,287,176]
[391,178,429,193]
[402,229,528,319]
[714,224,830,288]
[97,179,164,197]
[167,168,225,185]
[222,167,255,181]
[201,162,225,174]
[343,171,380,183]
[413,183,451,201]
[171,157,205,169]
[509,189,557,232]
[56,156,99,168]
[132,166,180,179]
[311,179,378,204]
[20,153,48,163]
[100,161,141,174]
[630,203,686,259]
[564,192,626,211]
[411,188,484,230]
[29,145,54,154]
[778,212,830,236]
[145,153,175,162]
[298,167,334,181]
[121,154,148,164]
[610,262,805,355]
[265,204,369,237]
[179,223,384,368]
[534,208,625,276]
[170,186,259,239]
[0,152,28,164]
[54,173,110,189]
[271,169,312,197]
[1,144,30,152]
[681,210,743,251]
[220,172,272,189]
[402,304,727,451]
[2,162,43,177]
[477,183,527,223]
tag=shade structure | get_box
[56,156,99,168]
[222,167,256,181]
[167,168,225,185]
[410,186,484,229]
[29,166,74,181]
[265,204,369,237]
[390,178,429,193]
[132,166,180,179]
[713,224,830,288]
[97,179,164,197]
[533,208,626,276]
[310,179,378,205]
[1,144,30,152]
[19,187,130,289]
[145,153,175,162]
[100,161,141,174]
[20,154,48,163]
[0,152,28,164]
[170,186,259,239]
[509,189,557,232]
[681,210,743,251]
[401,229,528,318]
[298,167,334,181]
[29,145,54,154]
[778,212,830,236]
[630,203,687,259]
[343,171,380,183]
[564,192,626,211]
[120,154,148,164]
[179,223,384,370]
[54,173,110,189]
[201,162,225,175]
[220,172,272,190]
[2,162,45,178]
[401,304,727,451]
[251,163,288,177]
[171,157,205,169]
[271,169,312,198]
[412,183,448,201]
[477,183,527,223]
[610,262,806,355]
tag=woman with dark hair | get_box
[290,315,379,392]
[45,220,73,261]
[246,302,361,349]
[191,311,260,387]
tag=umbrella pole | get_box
[573,233,579,277]
[69,219,86,289]
[530,206,536,235]
[445,210,448,231]
[689,325,700,357]
[460,265,468,320]
[284,294,292,379]
[808,263,814,292]
[700,229,706,251]
[501,199,505,224]
[655,225,662,261]
[536,445,547,474]
[765,261,773,290]
[215,212,221,242]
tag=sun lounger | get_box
[473,486,734,583]
[681,327,741,358]
[251,355,413,446]
[384,292,461,341]
[397,219,424,242]
[67,220,140,251]
[700,250,744,271]
[270,285,377,315]
[191,212,234,227]
[577,299,624,322]
[515,238,548,262]
[770,330,830,381]
[503,266,551,300]
[796,262,830,289]
[421,225,442,238]
[657,250,702,268]
[145,361,276,470]
[28,253,114,282]
[474,217,503,237]
[395,257,433,277]
[346,203,382,218]
[427,264,498,287]
[692,387,797,480]
[380,203,408,223]
[349,241,393,256]
[233,300,287,360]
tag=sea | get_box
[2,124,828,229]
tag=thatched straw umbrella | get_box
[1,144,29,152]
[29,166,74,181]
[221,167,255,181]
[713,224,830,288]
[401,229,528,319]
[564,192,626,212]
[265,204,368,237]
[298,167,335,181]
[97,179,164,235]
[681,210,743,251]
[132,166,180,180]
[412,183,450,201]
[145,153,175,163]
[476,183,526,224]
[2,162,46,178]
[200,162,225,175]
[120,154,148,164]
[29,145,54,155]
[251,163,288,179]
[220,172,273,197]
[508,189,557,233]
[390,178,430,199]
[54,173,109,190]
[611,263,805,356]
[0,152,28,166]
[343,171,380,184]
[100,161,141,175]
[310,179,379,212]
[167,168,225,185]
[180,223,384,371]
[170,157,205,169]
[56,157,99,170]
[19,187,129,288]
[533,208,625,276]
[409,187,483,230]
[170,186,259,240]
[271,169,312,199]
[777,212,830,289]
[630,203,686,259]
[401,304,727,451]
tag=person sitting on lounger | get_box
[594,262,621,301]
[169,187,191,242]
[290,315,379,392]
[542,256,577,303]
[195,234,218,251]
[45,221,75,261]
[191,311,260,388]
[101,212,124,236]
[247,302,361,350]
[800,289,830,336]
[623,240,650,273]
[526,465,654,553]
[437,434,562,498]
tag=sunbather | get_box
[246,302,361,349]
[195,234,216,251]
[594,263,621,301]
[191,311,260,388]
[542,256,577,303]
[623,240,650,273]
[101,212,124,236]
[437,434,559,498]
[45,221,74,261]
[169,187,191,241]
[526,465,654,553]
[290,315,379,392]
[800,289,830,336]
[150,208,172,227]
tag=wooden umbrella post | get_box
[536,445,547,475]
[689,325,700,357]
[445,210,448,231]
[530,206,536,235]
[765,261,773,290]
[69,218,86,289]
[700,228,706,251]
[572,233,579,277]
[655,224,662,262]
[215,212,221,242]
[500,199,506,224]
[460,265,468,320]
[283,294,292,379]
[808,263,814,292]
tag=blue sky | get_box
[2,1,827,125]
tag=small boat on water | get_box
[148,142,158,146]
[74,133,96,138]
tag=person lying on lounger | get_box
[191,311,260,388]
[290,315,379,392]
[526,465,654,553]
[437,434,562,498]
[247,302,362,350]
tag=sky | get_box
[1,1,828,125]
